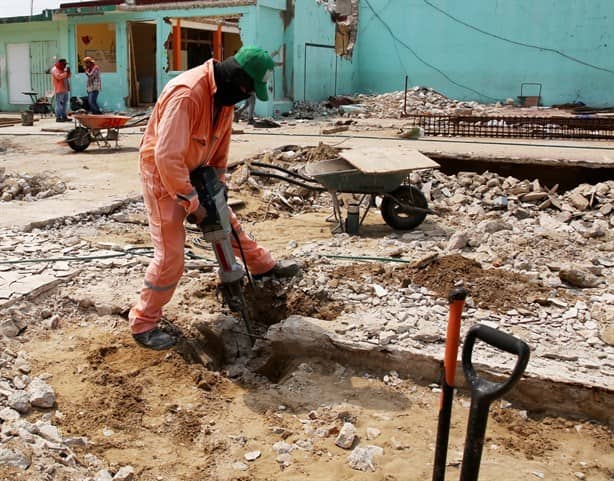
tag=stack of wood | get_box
[0,117,21,128]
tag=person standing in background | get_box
[83,56,102,114]
[234,92,256,125]
[50,58,71,122]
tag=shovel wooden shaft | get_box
[432,287,468,481]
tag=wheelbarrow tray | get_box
[72,114,132,129]
[305,158,407,193]
[305,147,440,193]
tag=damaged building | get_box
[0,0,357,116]
[1,0,613,113]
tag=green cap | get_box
[234,46,275,101]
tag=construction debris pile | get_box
[289,88,491,119]
[0,157,612,477]
[229,144,342,217]
[289,87,576,120]
[355,87,497,117]
[0,167,67,202]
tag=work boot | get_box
[253,260,300,280]
[132,327,176,350]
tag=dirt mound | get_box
[401,255,555,311]
[328,255,560,312]
[304,142,342,162]
[26,326,614,481]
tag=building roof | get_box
[60,0,255,9]
[117,1,256,10]
[0,0,255,23]
[0,10,53,24]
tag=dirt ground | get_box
[6,318,613,481]
[0,120,613,480]
[1,203,612,481]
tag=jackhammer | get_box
[188,165,254,340]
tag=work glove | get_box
[187,204,207,225]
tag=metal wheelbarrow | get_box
[65,113,149,151]
[249,148,440,233]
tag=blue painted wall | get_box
[356,0,614,106]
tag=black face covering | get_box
[213,58,254,106]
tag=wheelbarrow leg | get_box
[459,325,530,481]
[330,191,345,233]
[358,194,372,226]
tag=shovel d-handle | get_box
[462,324,530,404]
[459,325,530,481]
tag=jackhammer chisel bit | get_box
[189,165,254,340]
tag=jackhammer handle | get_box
[462,324,530,402]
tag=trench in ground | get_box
[432,155,614,192]
[179,258,611,423]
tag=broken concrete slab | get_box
[0,271,78,309]
[259,316,613,423]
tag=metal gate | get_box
[30,40,57,100]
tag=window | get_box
[75,23,117,72]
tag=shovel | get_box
[459,324,530,481]
[432,287,468,481]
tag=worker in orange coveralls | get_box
[129,46,299,350]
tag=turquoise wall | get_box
[356,0,614,106]
[293,1,358,102]
[0,20,69,111]
[239,2,287,116]
[4,1,614,111]
[0,3,286,113]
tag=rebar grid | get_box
[405,115,614,140]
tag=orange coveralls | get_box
[129,59,275,335]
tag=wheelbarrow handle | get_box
[462,324,530,402]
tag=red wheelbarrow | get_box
[65,113,149,151]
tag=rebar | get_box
[405,114,614,140]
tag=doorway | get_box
[128,21,157,107]
[164,17,242,72]
[7,43,31,105]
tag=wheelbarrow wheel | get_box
[67,127,90,152]
[381,185,428,230]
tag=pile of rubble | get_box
[229,144,342,216]
[0,167,67,202]
[288,88,493,119]
[0,159,612,476]
[354,87,498,117]
[288,87,576,120]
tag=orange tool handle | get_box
[444,288,467,386]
